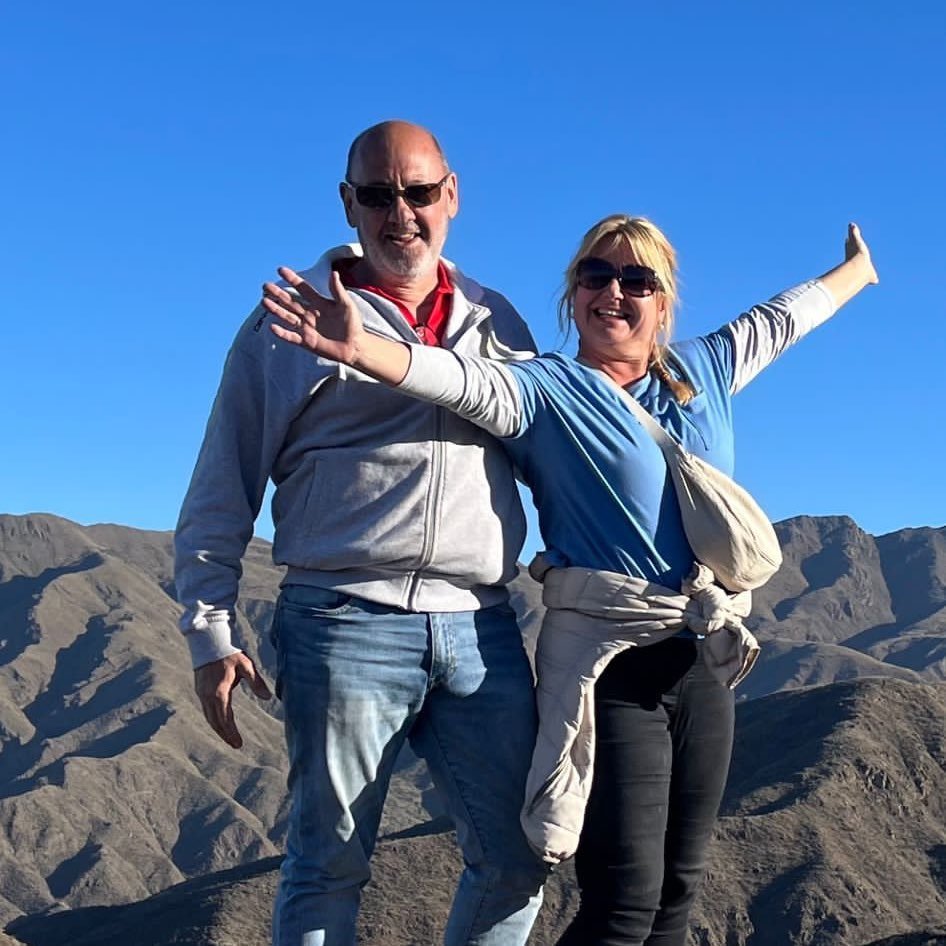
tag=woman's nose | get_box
[605,277,624,301]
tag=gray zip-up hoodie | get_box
[174,244,536,668]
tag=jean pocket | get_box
[280,584,356,616]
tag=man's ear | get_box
[340,182,356,227]
[444,172,459,220]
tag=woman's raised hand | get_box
[816,223,879,309]
[263,267,365,365]
[844,223,879,286]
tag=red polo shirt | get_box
[336,259,454,347]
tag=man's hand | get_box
[194,652,272,749]
[263,267,366,365]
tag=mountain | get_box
[8,677,946,946]
[745,516,946,695]
[0,514,438,927]
[519,514,946,699]
[690,676,946,945]
[2,511,946,943]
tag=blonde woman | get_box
[262,216,877,946]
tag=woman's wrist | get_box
[845,252,879,290]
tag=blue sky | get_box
[2,1,944,560]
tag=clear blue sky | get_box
[2,1,944,561]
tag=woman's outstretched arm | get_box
[723,223,879,394]
[263,266,524,437]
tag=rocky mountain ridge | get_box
[1,511,945,944]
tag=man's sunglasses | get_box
[575,257,663,297]
[343,174,451,210]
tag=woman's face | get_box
[573,242,666,364]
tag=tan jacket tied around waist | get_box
[520,555,760,865]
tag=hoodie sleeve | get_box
[173,311,305,668]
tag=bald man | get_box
[174,121,547,946]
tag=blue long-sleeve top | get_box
[396,281,836,591]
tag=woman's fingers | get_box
[269,320,305,346]
[328,268,356,310]
[277,266,328,308]
[261,290,306,329]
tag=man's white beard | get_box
[378,245,432,278]
[363,232,444,280]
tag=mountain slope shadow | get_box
[0,555,104,667]
[3,705,173,800]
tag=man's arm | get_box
[175,337,280,748]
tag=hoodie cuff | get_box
[185,616,242,669]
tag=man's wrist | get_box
[186,617,240,669]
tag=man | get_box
[174,121,547,946]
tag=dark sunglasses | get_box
[575,257,663,297]
[343,174,451,210]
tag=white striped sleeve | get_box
[725,280,837,394]
[396,344,524,437]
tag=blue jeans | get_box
[557,637,735,946]
[270,584,547,946]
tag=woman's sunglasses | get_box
[343,174,451,210]
[575,257,663,297]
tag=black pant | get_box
[556,637,735,946]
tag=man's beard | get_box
[363,230,443,280]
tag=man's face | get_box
[342,126,458,286]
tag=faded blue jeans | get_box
[270,584,547,946]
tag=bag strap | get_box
[580,362,684,461]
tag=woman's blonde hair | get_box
[558,214,694,404]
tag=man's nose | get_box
[387,195,415,224]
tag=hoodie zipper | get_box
[404,300,498,609]
[406,404,447,610]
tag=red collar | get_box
[336,259,454,347]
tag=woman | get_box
[262,216,878,945]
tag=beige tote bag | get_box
[590,367,782,592]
